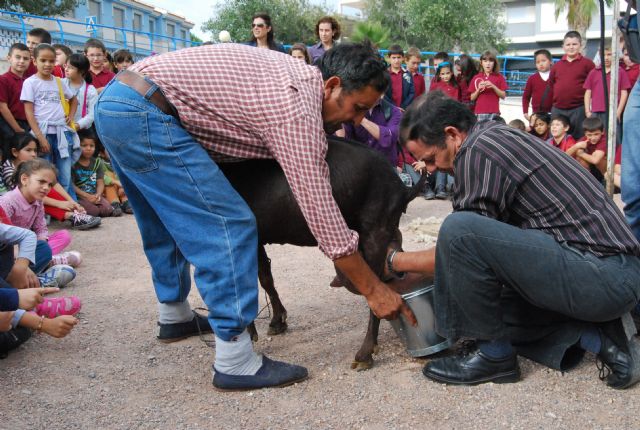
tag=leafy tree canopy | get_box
[202,0,330,45]
[0,0,79,16]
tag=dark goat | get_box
[220,136,425,370]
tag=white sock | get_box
[158,301,193,324]
[214,330,263,375]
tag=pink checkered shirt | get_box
[130,44,358,259]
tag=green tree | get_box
[190,32,203,44]
[363,0,508,53]
[350,21,390,49]
[554,0,613,51]
[202,0,329,46]
[0,0,79,16]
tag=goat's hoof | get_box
[267,322,288,335]
[350,359,373,371]
[250,332,259,342]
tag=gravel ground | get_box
[1,197,638,429]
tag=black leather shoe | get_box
[423,342,520,385]
[213,355,308,391]
[0,327,32,359]
[157,311,213,343]
[597,315,640,389]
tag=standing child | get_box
[0,43,31,142]
[0,159,80,277]
[84,39,115,93]
[522,49,553,124]
[406,47,426,99]
[63,53,98,131]
[428,52,450,91]
[112,49,134,72]
[384,45,415,110]
[72,129,117,217]
[430,62,461,101]
[584,47,631,130]
[470,50,508,120]
[456,54,478,109]
[2,133,101,230]
[549,31,595,139]
[52,44,72,78]
[288,43,312,64]
[24,28,52,79]
[547,114,576,153]
[20,43,80,199]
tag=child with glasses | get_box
[83,38,115,94]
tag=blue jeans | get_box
[44,133,77,200]
[94,78,258,341]
[623,81,640,241]
[33,240,52,274]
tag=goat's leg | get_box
[257,246,288,336]
[351,310,381,371]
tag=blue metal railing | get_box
[0,9,199,56]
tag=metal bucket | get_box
[389,283,452,357]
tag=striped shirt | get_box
[129,43,357,260]
[452,121,640,257]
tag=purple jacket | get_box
[343,100,402,166]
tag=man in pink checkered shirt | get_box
[94,42,414,391]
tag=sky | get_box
[151,0,339,41]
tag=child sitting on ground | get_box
[508,119,527,131]
[63,53,98,131]
[566,116,607,181]
[0,159,80,281]
[2,133,101,231]
[529,111,551,141]
[547,114,576,153]
[94,139,132,215]
[72,129,117,217]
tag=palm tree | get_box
[350,21,391,49]
[554,0,613,51]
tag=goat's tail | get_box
[404,172,429,205]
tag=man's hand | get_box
[7,259,40,289]
[18,287,60,310]
[365,282,417,324]
[42,315,78,338]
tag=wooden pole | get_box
[606,0,621,195]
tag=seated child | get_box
[95,139,132,215]
[547,114,576,152]
[566,116,607,180]
[529,111,551,141]
[2,133,101,231]
[508,119,526,131]
[72,129,117,217]
[0,159,82,274]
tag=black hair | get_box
[84,38,107,53]
[401,91,476,149]
[28,28,51,44]
[533,111,551,125]
[4,132,39,162]
[250,13,278,50]
[289,43,311,64]
[13,158,57,190]
[534,49,552,62]
[433,51,449,62]
[583,116,605,132]
[388,44,404,56]
[33,43,55,59]
[564,31,582,42]
[113,49,133,64]
[67,53,92,84]
[434,61,458,87]
[52,43,72,58]
[457,54,478,85]
[317,41,390,94]
[8,42,29,56]
[551,113,571,128]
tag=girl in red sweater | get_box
[430,62,461,101]
[471,50,508,120]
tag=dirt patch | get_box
[1,198,638,429]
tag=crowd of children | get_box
[0,27,136,357]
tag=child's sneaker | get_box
[70,211,101,230]
[51,251,82,268]
[121,200,133,214]
[35,296,82,318]
[111,202,123,217]
[39,264,76,288]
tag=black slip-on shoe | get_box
[212,355,308,391]
[423,342,520,386]
[597,314,640,389]
[157,311,213,343]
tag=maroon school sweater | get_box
[522,72,553,114]
[548,54,595,109]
